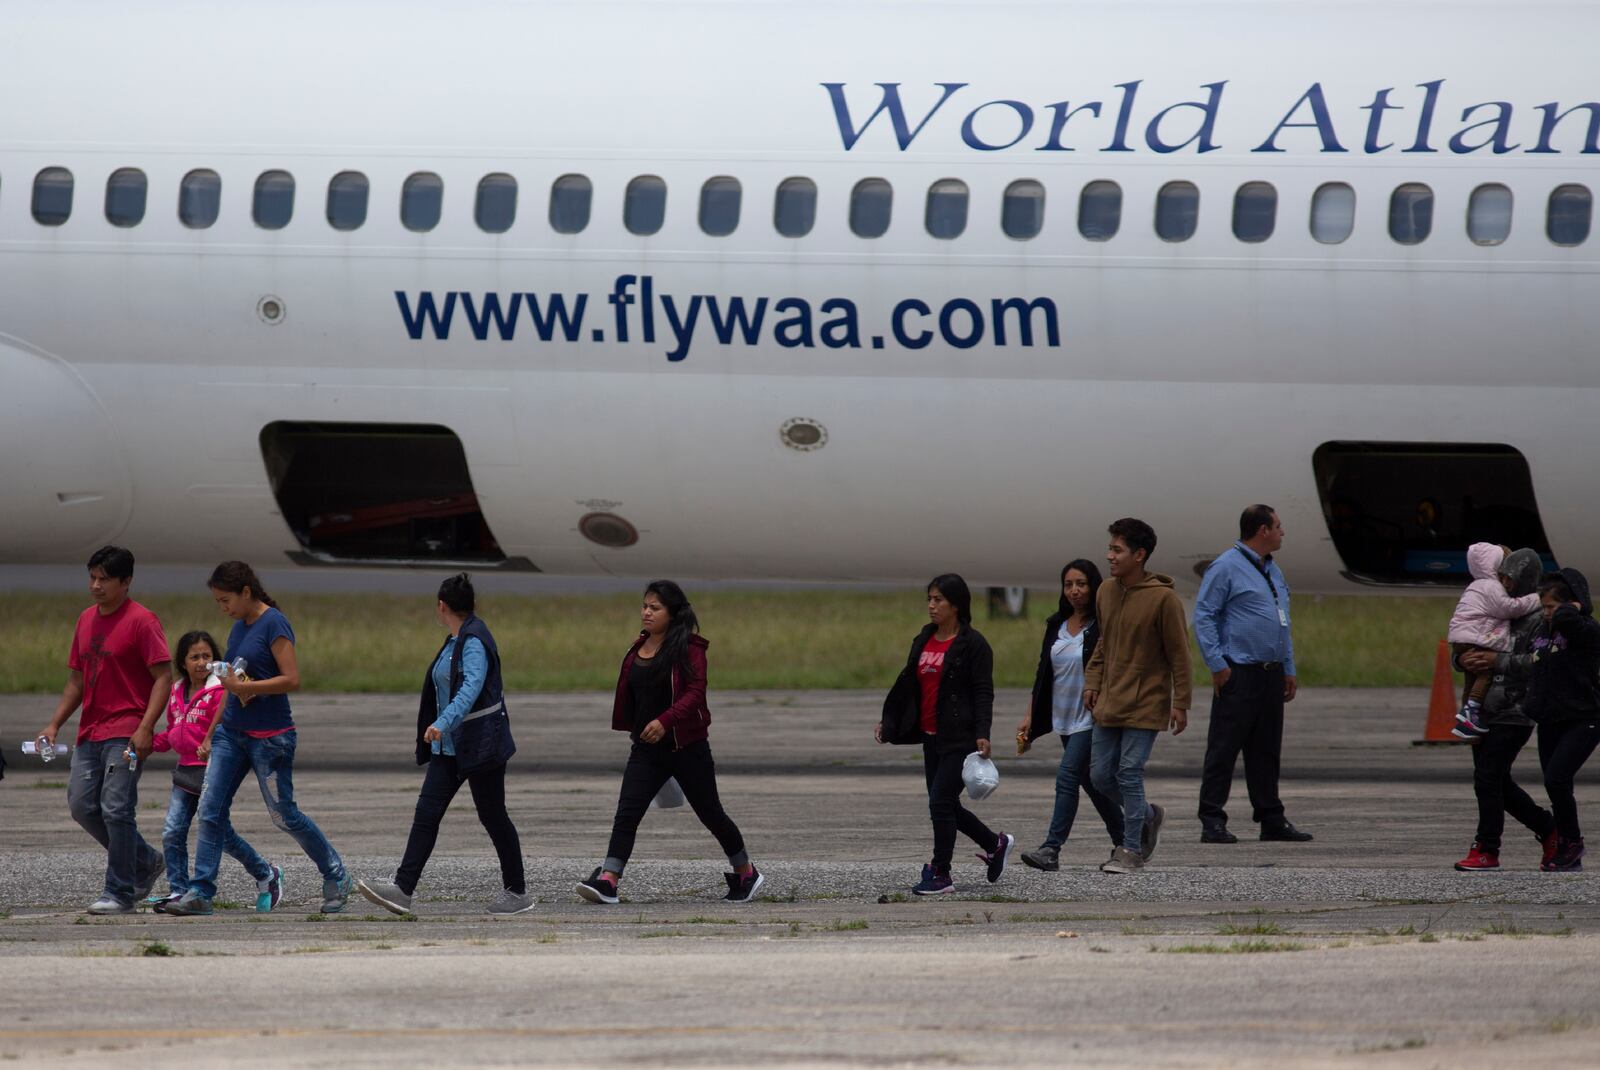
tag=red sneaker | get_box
[1454,843,1500,871]
[1539,828,1561,869]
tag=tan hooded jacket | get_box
[1084,571,1194,730]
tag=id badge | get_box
[1278,606,1289,626]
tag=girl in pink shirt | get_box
[146,631,283,913]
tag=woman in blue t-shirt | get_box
[164,561,352,915]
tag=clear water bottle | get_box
[122,744,138,772]
[207,658,247,680]
[22,738,70,762]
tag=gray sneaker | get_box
[321,872,354,914]
[1142,802,1166,861]
[86,895,134,915]
[487,888,536,915]
[356,877,413,916]
[1020,845,1060,872]
[1100,846,1145,875]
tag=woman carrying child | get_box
[1449,543,1542,739]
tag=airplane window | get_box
[104,168,148,228]
[624,175,666,236]
[1389,183,1433,245]
[1155,181,1199,242]
[253,170,295,230]
[774,177,816,237]
[31,167,73,226]
[475,173,517,233]
[549,174,591,234]
[1232,181,1276,243]
[1001,180,1045,240]
[1310,182,1355,244]
[401,172,442,232]
[1547,184,1591,246]
[178,169,221,229]
[1077,180,1121,241]
[849,178,892,238]
[326,171,369,232]
[1467,184,1512,246]
[925,178,968,239]
[699,176,741,237]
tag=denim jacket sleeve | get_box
[433,637,488,735]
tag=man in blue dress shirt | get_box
[1192,505,1313,843]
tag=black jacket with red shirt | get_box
[611,633,712,748]
[881,623,995,755]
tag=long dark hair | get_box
[927,573,973,626]
[173,630,221,701]
[1057,559,1103,622]
[207,560,277,609]
[643,579,699,677]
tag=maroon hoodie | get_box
[610,633,712,748]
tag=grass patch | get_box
[825,919,869,931]
[638,930,687,939]
[971,894,1027,904]
[0,591,1459,692]
[1158,940,1308,954]
[139,940,178,957]
[1482,917,1574,937]
[32,781,67,790]
[303,913,328,923]
[213,900,241,912]
[537,933,558,944]
[360,913,417,923]
[1216,920,1288,936]
[681,916,741,926]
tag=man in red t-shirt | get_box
[36,546,172,914]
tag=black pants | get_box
[1198,662,1286,827]
[1471,723,1552,852]
[1537,717,1600,841]
[395,754,524,895]
[924,738,998,870]
[603,740,748,876]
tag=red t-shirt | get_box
[67,599,171,743]
[917,634,954,734]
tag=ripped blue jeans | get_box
[188,726,345,901]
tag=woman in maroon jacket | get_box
[576,580,763,904]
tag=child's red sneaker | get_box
[1454,843,1500,871]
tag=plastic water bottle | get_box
[123,744,138,772]
[22,738,69,762]
[207,658,247,680]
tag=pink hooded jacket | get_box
[1448,543,1542,651]
[151,677,226,767]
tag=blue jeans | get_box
[189,726,345,901]
[162,785,270,897]
[1044,731,1125,850]
[67,737,161,905]
[1089,725,1159,852]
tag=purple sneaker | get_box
[912,864,954,896]
[977,832,1015,883]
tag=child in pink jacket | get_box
[147,631,283,913]
[1448,543,1542,740]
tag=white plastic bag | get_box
[650,777,686,809]
[962,752,1000,801]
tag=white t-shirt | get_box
[1050,622,1092,735]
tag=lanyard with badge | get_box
[1236,546,1289,627]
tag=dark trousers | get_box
[923,738,998,870]
[603,740,748,876]
[1537,717,1600,841]
[1198,662,1286,827]
[395,754,525,895]
[1471,723,1552,851]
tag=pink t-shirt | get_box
[152,679,226,765]
[67,599,170,743]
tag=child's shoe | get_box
[1450,700,1489,740]
[912,863,954,896]
[1454,842,1500,871]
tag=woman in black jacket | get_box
[877,574,1011,895]
[1013,560,1124,871]
[1526,567,1600,872]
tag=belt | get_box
[1229,660,1283,672]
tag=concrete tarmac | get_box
[2,688,1597,1068]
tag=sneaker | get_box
[487,888,537,915]
[978,832,1014,883]
[1020,845,1060,872]
[1544,837,1585,873]
[1454,842,1500,871]
[1451,702,1489,740]
[144,891,180,909]
[1142,803,1166,861]
[1538,827,1561,869]
[1100,847,1145,875]
[357,877,413,916]
[161,894,213,916]
[86,895,134,915]
[576,868,620,905]
[912,863,955,896]
[722,867,766,903]
[256,865,284,913]
[320,872,354,914]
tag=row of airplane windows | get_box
[10,166,1598,248]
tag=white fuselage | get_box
[1,0,1596,591]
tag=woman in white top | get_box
[1015,560,1124,870]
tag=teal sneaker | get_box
[320,872,353,913]
[255,864,284,913]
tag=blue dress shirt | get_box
[1193,543,1296,676]
[429,635,487,757]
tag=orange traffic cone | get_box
[1413,639,1466,745]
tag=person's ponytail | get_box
[208,560,276,609]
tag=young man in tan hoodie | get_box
[1084,518,1193,874]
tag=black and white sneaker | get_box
[979,832,1015,883]
[722,867,765,903]
[576,867,620,905]
[1142,803,1166,861]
